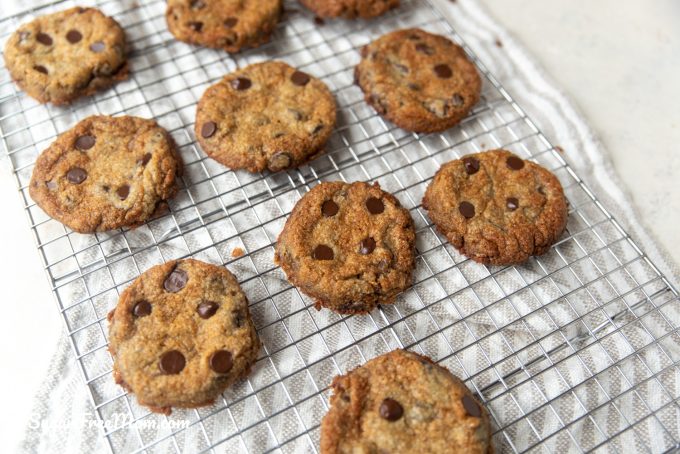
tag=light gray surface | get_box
[478,0,680,266]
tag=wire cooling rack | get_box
[2,0,680,452]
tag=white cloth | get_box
[14,0,679,453]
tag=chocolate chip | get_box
[188,21,203,32]
[66,167,87,184]
[267,152,292,172]
[132,300,151,317]
[201,121,217,138]
[359,238,376,255]
[164,268,188,292]
[159,350,185,374]
[36,32,52,45]
[66,30,82,43]
[452,94,464,106]
[407,83,420,91]
[231,77,251,90]
[89,41,105,53]
[313,245,334,260]
[33,65,48,74]
[366,197,384,215]
[116,185,130,200]
[321,200,339,217]
[312,124,324,134]
[506,197,519,211]
[379,398,403,421]
[210,350,233,374]
[224,17,238,28]
[506,156,525,170]
[197,301,219,319]
[291,71,310,86]
[75,135,95,151]
[190,0,205,9]
[462,395,481,417]
[137,153,152,166]
[415,43,434,55]
[459,201,475,218]
[434,64,452,78]
[463,157,480,175]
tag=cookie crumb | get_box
[495,38,503,47]
[231,247,245,258]
[555,145,565,154]
[314,16,325,25]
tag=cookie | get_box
[108,259,260,414]
[195,61,337,173]
[29,115,181,233]
[274,181,416,314]
[422,149,568,265]
[3,7,127,105]
[166,0,282,52]
[355,28,481,133]
[320,349,493,453]
[300,0,399,19]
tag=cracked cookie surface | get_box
[3,7,127,105]
[300,0,399,19]
[29,115,181,233]
[196,61,337,173]
[166,0,282,52]
[355,28,481,133]
[422,149,568,265]
[320,349,493,454]
[108,259,261,414]
[274,181,416,314]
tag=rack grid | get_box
[2,0,680,452]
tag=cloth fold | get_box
[15,0,679,453]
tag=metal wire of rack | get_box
[1,0,680,452]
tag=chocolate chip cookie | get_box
[300,0,399,19]
[195,61,337,173]
[3,7,127,105]
[274,181,416,314]
[108,259,260,414]
[320,349,493,453]
[422,149,568,265]
[355,28,481,133]
[29,115,181,233]
[166,0,282,52]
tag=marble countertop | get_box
[478,0,680,266]
[1,0,678,450]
